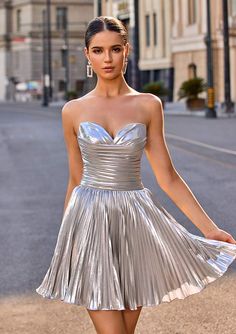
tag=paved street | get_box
[0,101,236,333]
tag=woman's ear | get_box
[84,47,89,62]
[125,42,130,58]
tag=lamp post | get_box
[97,0,102,16]
[46,0,52,100]
[222,0,234,113]
[62,12,69,101]
[205,0,217,118]
[42,9,49,106]
[134,0,140,91]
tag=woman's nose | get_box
[104,52,112,62]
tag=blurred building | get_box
[172,0,236,102]
[1,1,236,103]
[98,0,236,103]
[0,0,94,101]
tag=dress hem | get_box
[35,252,236,311]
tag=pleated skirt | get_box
[35,185,236,310]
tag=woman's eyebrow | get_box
[91,44,122,49]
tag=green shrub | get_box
[178,77,207,100]
[142,81,169,97]
[66,90,78,100]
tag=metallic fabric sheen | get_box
[36,121,236,310]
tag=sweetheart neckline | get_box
[78,121,146,141]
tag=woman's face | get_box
[84,30,129,78]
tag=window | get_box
[145,14,150,47]
[153,13,157,46]
[56,7,68,30]
[61,47,68,68]
[42,9,46,30]
[58,80,65,92]
[188,0,197,25]
[232,0,236,15]
[16,9,21,32]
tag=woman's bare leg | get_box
[121,306,143,334]
[86,309,128,334]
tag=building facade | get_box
[0,0,94,101]
[99,0,236,103]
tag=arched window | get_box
[188,63,197,79]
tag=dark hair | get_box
[84,16,128,49]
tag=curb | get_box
[164,110,236,118]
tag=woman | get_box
[36,16,236,334]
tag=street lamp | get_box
[42,9,49,106]
[42,1,52,106]
[222,0,234,113]
[205,0,217,118]
[61,43,70,100]
[134,0,141,91]
[46,0,53,99]
[61,12,70,101]
[97,0,102,16]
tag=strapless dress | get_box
[35,121,236,310]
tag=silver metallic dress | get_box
[36,121,236,310]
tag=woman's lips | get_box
[102,67,114,72]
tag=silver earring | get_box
[123,58,128,74]
[87,60,93,78]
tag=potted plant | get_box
[178,77,207,110]
[66,90,78,101]
[142,81,169,109]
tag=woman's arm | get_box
[144,95,236,244]
[61,101,84,214]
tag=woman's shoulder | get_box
[61,93,91,114]
[134,93,163,120]
[136,92,162,105]
[61,93,96,126]
[61,95,93,133]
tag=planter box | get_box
[186,98,205,111]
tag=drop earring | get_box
[87,60,93,78]
[123,58,128,74]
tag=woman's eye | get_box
[92,48,121,54]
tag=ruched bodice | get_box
[77,122,147,190]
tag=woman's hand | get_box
[205,228,236,244]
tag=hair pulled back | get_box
[84,16,128,49]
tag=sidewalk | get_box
[1,100,236,118]
[164,101,236,118]
[48,99,236,118]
